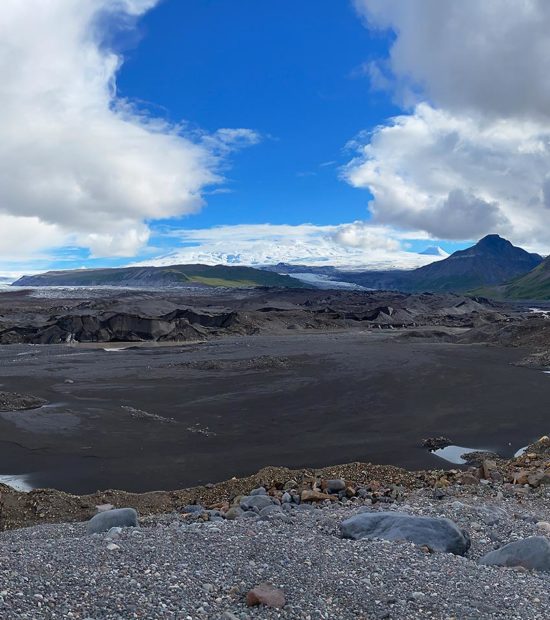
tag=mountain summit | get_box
[406,235,543,292]
[419,246,449,257]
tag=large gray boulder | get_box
[479,537,550,571]
[240,495,274,511]
[341,511,470,555]
[87,508,139,534]
[250,487,268,496]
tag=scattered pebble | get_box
[1,484,550,619]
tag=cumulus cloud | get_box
[331,222,401,251]
[0,0,258,260]
[0,215,67,261]
[347,0,550,251]
[138,222,439,270]
[354,0,550,119]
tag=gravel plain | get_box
[2,484,550,620]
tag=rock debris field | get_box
[2,483,550,620]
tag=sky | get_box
[1,0,550,275]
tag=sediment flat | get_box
[0,331,547,494]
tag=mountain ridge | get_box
[405,234,543,292]
[11,236,547,298]
[12,264,307,289]
[335,235,543,294]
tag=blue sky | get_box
[117,0,396,230]
[113,0,469,265]
[3,1,549,275]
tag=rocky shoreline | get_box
[2,437,550,532]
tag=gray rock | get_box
[250,486,267,496]
[326,479,346,493]
[224,506,244,520]
[282,492,292,503]
[87,508,139,535]
[519,513,539,524]
[207,509,223,518]
[479,537,550,571]
[340,511,470,555]
[183,505,206,514]
[259,505,283,518]
[239,511,259,520]
[433,488,446,500]
[240,495,273,511]
[477,505,507,526]
[260,505,290,523]
[292,503,316,512]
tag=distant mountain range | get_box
[402,234,542,292]
[11,235,550,299]
[267,235,544,297]
[13,264,306,289]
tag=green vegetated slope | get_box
[13,264,307,289]
[497,257,550,300]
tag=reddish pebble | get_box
[246,582,286,608]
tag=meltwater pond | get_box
[0,474,34,492]
[432,445,481,465]
[433,444,529,465]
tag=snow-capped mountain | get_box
[419,246,450,257]
[137,235,447,271]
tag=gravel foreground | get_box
[2,485,550,620]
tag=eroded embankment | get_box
[1,437,549,531]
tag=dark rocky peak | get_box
[452,235,541,261]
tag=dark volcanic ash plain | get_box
[0,287,548,496]
[2,288,550,619]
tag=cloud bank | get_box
[347,0,550,252]
[0,0,257,262]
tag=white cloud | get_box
[331,221,401,251]
[354,0,550,119]
[137,222,441,270]
[0,215,67,261]
[347,0,550,251]
[0,0,259,260]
